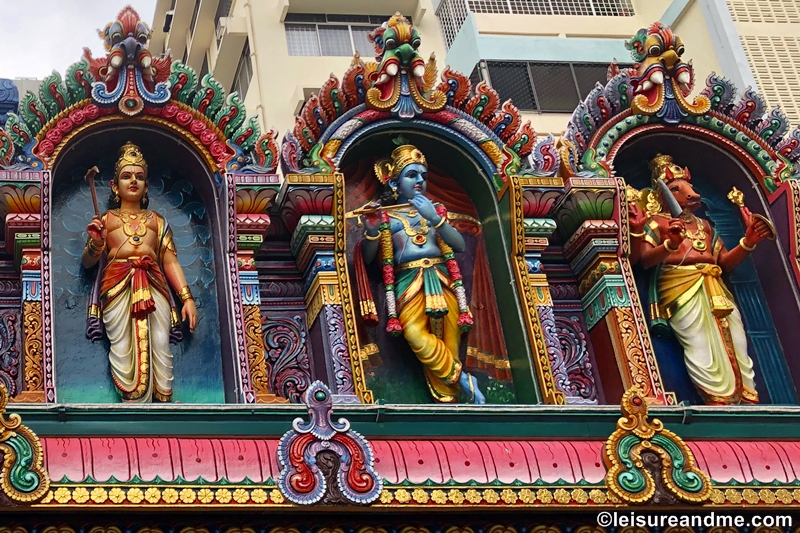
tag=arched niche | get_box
[48,124,239,403]
[612,131,800,405]
[338,126,541,404]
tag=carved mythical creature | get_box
[357,139,485,404]
[83,6,172,115]
[626,23,710,123]
[365,13,445,117]
[629,154,771,405]
[83,142,198,402]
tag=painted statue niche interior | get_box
[52,141,225,403]
[346,138,515,404]
[627,154,774,406]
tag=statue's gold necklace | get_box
[113,209,150,246]
[682,213,707,252]
[388,210,429,246]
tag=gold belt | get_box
[396,257,445,270]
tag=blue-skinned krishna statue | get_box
[360,139,485,404]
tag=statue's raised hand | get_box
[409,195,439,223]
[628,202,647,233]
[86,215,106,244]
[742,207,771,246]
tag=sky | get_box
[0,0,158,79]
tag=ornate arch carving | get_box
[0,6,282,403]
[279,13,576,404]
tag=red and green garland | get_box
[378,205,473,336]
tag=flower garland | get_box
[379,210,403,336]
[379,204,473,336]
[435,205,473,333]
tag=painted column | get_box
[282,174,372,404]
[15,243,44,403]
[233,173,288,404]
[521,175,601,404]
[1,172,46,403]
[556,178,674,405]
[292,214,358,404]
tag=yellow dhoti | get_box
[658,264,758,404]
[396,261,463,402]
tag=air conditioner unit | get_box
[216,17,229,43]
[163,10,174,33]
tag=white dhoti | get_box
[659,264,757,404]
[100,256,176,402]
[104,288,173,402]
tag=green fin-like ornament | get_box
[604,387,711,505]
[0,382,50,504]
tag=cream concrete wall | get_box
[672,1,723,95]
[521,112,572,138]
[153,0,727,147]
[228,0,445,137]
[469,0,672,39]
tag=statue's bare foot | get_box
[459,372,486,404]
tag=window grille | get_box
[319,25,352,56]
[572,63,611,95]
[189,0,202,36]
[285,24,321,56]
[436,0,634,50]
[469,0,512,13]
[351,26,376,58]
[740,35,800,125]
[469,64,483,87]
[508,0,549,15]
[284,14,402,57]
[727,0,800,24]
[486,62,537,110]
[436,0,469,49]
[528,62,576,111]
[232,40,253,101]
[486,60,624,112]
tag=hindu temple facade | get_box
[0,5,800,532]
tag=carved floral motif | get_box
[604,387,711,505]
[262,314,312,403]
[276,381,381,505]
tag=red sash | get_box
[100,256,169,319]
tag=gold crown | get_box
[374,143,427,184]
[115,141,148,178]
[649,153,690,185]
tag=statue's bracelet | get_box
[364,231,380,241]
[432,216,446,229]
[178,286,194,302]
[739,237,757,252]
[663,240,680,253]
[86,239,104,256]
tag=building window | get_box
[284,14,406,57]
[232,40,252,100]
[189,0,202,36]
[199,54,209,81]
[215,0,234,46]
[215,0,234,24]
[436,0,635,49]
[485,61,619,112]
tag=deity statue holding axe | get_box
[82,141,198,402]
[628,154,774,405]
